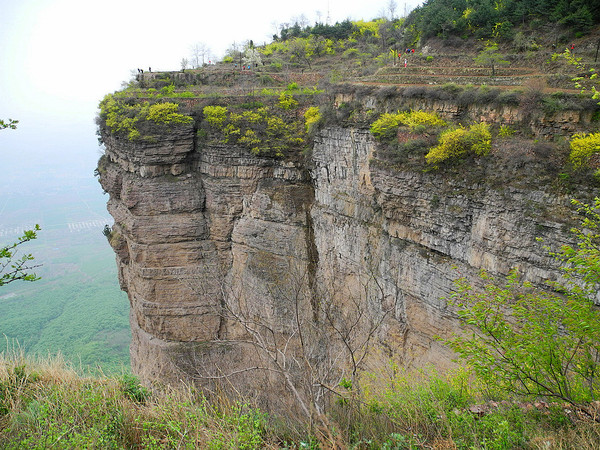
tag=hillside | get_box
[2,350,600,448]
[3,2,600,447]
[95,0,600,408]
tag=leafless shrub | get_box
[177,255,399,440]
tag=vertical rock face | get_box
[98,108,590,409]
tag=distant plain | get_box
[0,145,130,374]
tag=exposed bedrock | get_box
[98,115,590,410]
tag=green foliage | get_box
[370,110,446,141]
[99,94,142,140]
[203,105,229,126]
[277,92,298,110]
[2,350,600,448]
[425,122,491,165]
[303,106,321,133]
[99,95,192,141]
[553,49,599,104]
[0,118,18,130]
[119,374,150,403]
[342,47,360,59]
[0,353,271,449]
[370,113,404,141]
[447,269,600,405]
[0,225,41,287]
[556,198,600,292]
[569,132,600,168]
[447,200,600,409]
[406,0,600,41]
[350,365,582,448]
[498,124,515,138]
[146,102,193,125]
[159,84,175,96]
[202,104,306,157]
[473,42,509,76]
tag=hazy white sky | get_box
[0,0,422,170]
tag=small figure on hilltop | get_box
[149,67,152,72]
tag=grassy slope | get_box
[1,353,600,449]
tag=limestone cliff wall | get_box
[98,99,595,410]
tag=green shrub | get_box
[498,124,515,138]
[342,48,359,59]
[370,113,404,141]
[277,92,298,110]
[260,88,276,96]
[304,106,321,133]
[399,110,446,130]
[203,105,228,126]
[119,374,150,403]
[146,103,193,125]
[447,198,600,412]
[201,103,306,157]
[370,110,446,141]
[159,84,175,96]
[569,132,600,168]
[425,122,491,165]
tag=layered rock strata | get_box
[98,98,595,411]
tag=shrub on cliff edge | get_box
[146,102,193,126]
[569,132,600,173]
[370,110,446,141]
[425,122,491,165]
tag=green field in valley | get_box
[0,167,130,374]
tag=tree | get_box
[553,49,599,104]
[178,256,398,438]
[0,120,42,287]
[288,37,314,69]
[180,57,188,71]
[473,42,509,76]
[190,42,210,68]
[0,226,41,287]
[387,0,398,20]
[242,47,262,68]
[446,198,600,419]
[0,119,18,130]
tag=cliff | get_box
[97,84,599,414]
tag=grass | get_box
[2,350,600,449]
[0,349,271,449]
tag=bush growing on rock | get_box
[202,104,306,157]
[425,122,491,165]
[304,106,321,134]
[146,103,193,126]
[203,105,229,126]
[569,132,600,170]
[370,110,446,141]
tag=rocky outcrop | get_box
[98,96,596,412]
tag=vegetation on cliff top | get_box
[98,96,193,142]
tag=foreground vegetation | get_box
[1,348,600,449]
